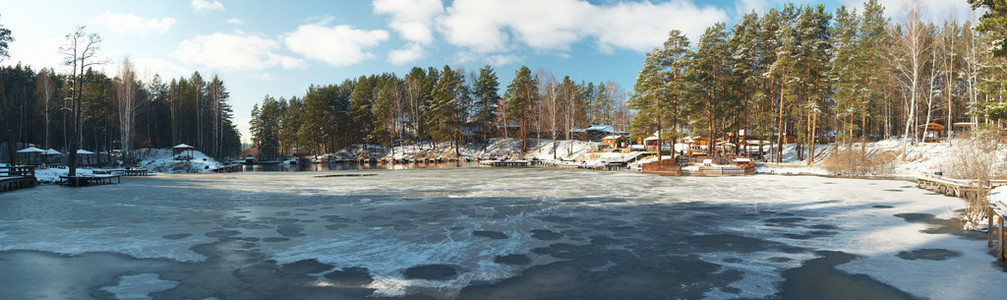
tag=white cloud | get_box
[226,18,244,25]
[437,0,728,54]
[735,0,769,16]
[175,31,306,71]
[837,0,974,24]
[284,21,389,67]
[486,54,522,65]
[93,12,175,35]
[7,36,65,71]
[192,0,225,13]
[97,56,191,83]
[454,51,522,66]
[373,0,444,44]
[592,1,727,53]
[388,43,425,65]
[131,57,191,82]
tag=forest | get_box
[0,58,242,165]
[251,0,1007,163]
[249,65,631,160]
[631,0,1007,162]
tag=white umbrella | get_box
[172,144,195,149]
[76,149,95,155]
[44,148,63,156]
[16,147,45,153]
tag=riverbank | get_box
[320,137,1007,179]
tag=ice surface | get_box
[2,168,1006,299]
[100,273,179,299]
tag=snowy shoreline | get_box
[24,148,223,184]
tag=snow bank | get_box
[333,139,608,165]
[32,167,101,183]
[135,148,221,174]
[991,186,1007,206]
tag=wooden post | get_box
[990,207,996,248]
[994,215,1002,259]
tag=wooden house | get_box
[603,135,629,149]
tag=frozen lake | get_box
[1,167,1005,299]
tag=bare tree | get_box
[115,57,140,163]
[892,0,930,156]
[35,68,56,149]
[58,26,105,177]
[939,22,959,142]
[922,25,938,144]
[537,73,560,158]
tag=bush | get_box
[943,137,1007,229]
[822,146,897,176]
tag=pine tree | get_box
[505,66,538,153]
[473,65,500,144]
[428,66,463,154]
[689,22,734,158]
[630,29,690,161]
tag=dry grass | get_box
[822,146,898,176]
[943,138,1007,229]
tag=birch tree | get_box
[115,57,140,162]
[35,68,56,149]
[893,0,930,154]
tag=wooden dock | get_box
[698,165,748,176]
[59,174,121,187]
[988,201,1007,261]
[0,166,37,192]
[213,164,244,173]
[115,168,150,176]
[641,159,681,176]
[480,160,529,167]
[914,175,1007,198]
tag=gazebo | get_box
[917,122,945,142]
[173,144,196,160]
[42,148,64,165]
[76,149,96,166]
[16,147,45,165]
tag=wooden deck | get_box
[480,160,529,167]
[698,165,748,176]
[913,175,1007,261]
[0,166,38,192]
[59,174,121,187]
[915,175,1007,198]
[113,168,150,176]
[988,201,1007,261]
[641,159,682,176]
[213,164,244,173]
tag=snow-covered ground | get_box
[19,148,222,183]
[135,148,221,174]
[320,137,1007,179]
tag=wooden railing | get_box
[0,166,36,178]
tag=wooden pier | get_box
[641,159,681,176]
[479,160,529,167]
[914,175,1007,198]
[698,165,748,176]
[116,168,150,176]
[213,164,244,173]
[58,174,121,187]
[0,166,37,192]
[989,201,1007,261]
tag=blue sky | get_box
[0,0,975,142]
